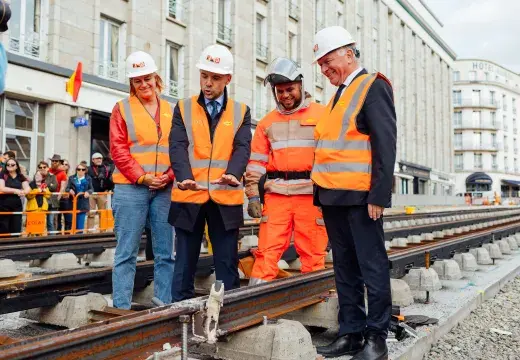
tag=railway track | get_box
[1,210,519,315]
[0,207,516,262]
[1,216,520,360]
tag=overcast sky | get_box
[423,0,520,73]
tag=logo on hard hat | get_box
[206,55,221,64]
[132,62,146,68]
[313,44,319,52]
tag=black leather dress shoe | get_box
[351,334,388,360]
[316,333,364,358]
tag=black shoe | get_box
[351,334,388,360]
[316,333,364,358]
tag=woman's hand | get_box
[69,189,75,197]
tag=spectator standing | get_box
[87,152,114,232]
[65,164,94,233]
[0,159,30,236]
[49,154,69,232]
[34,161,58,232]
[26,171,52,213]
[3,150,27,177]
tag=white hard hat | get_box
[264,58,306,115]
[125,51,158,78]
[196,44,234,75]
[313,26,356,63]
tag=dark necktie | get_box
[332,84,346,109]
[208,100,219,120]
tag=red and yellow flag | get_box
[66,62,83,102]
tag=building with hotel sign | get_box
[1,0,456,203]
[452,59,520,201]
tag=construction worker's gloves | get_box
[248,197,262,218]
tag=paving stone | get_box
[403,267,442,292]
[469,247,493,265]
[431,259,462,280]
[390,278,414,307]
[0,259,19,278]
[21,293,107,328]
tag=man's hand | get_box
[247,198,262,218]
[177,179,207,191]
[368,204,384,220]
[210,174,240,187]
[84,192,90,199]
[141,174,158,187]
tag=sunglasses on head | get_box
[77,168,87,172]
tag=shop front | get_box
[398,161,431,195]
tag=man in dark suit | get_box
[169,44,252,301]
[311,26,397,360]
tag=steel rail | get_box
[1,211,518,313]
[1,209,517,262]
[2,220,520,359]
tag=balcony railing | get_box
[256,44,268,61]
[474,163,483,170]
[166,79,180,98]
[453,120,502,130]
[289,2,300,20]
[455,163,463,170]
[97,61,124,82]
[452,98,500,109]
[454,141,500,151]
[217,23,232,44]
[9,33,41,59]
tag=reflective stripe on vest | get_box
[171,96,246,205]
[112,96,173,184]
[311,73,384,191]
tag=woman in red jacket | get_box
[110,51,175,309]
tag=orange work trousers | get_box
[250,193,328,281]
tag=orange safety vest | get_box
[171,96,247,205]
[112,96,173,184]
[311,73,391,191]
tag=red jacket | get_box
[109,102,175,184]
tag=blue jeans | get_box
[76,212,86,233]
[112,184,175,309]
[46,212,55,232]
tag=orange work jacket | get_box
[245,101,325,198]
[171,96,247,205]
[112,96,173,184]
[311,73,391,191]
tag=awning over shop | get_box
[466,172,492,185]
[501,179,520,186]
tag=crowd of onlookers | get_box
[0,151,115,236]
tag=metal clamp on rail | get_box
[204,280,224,344]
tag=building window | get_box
[491,111,496,126]
[485,72,489,81]
[454,133,462,148]
[474,153,483,169]
[217,0,232,44]
[468,71,476,81]
[288,32,298,62]
[503,94,507,111]
[98,17,124,82]
[256,14,268,61]
[505,156,509,172]
[472,90,481,106]
[165,42,183,98]
[255,78,266,120]
[8,0,45,59]
[513,98,517,114]
[400,178,409,195]
[492,133,497,148]
[315,0,325,31]
[455,154,463,170]
[168,0,183,20]
[492,154,498,170]
[289,1,300,20]
[474,132,482,148]
[453,71,460,81]
[472,111,481,127]
[453,111,462,127]
[490,91,496,105]
[453,90,462,105]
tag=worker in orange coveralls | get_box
[245,57,328,285]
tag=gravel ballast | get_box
[425,276,520,360]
